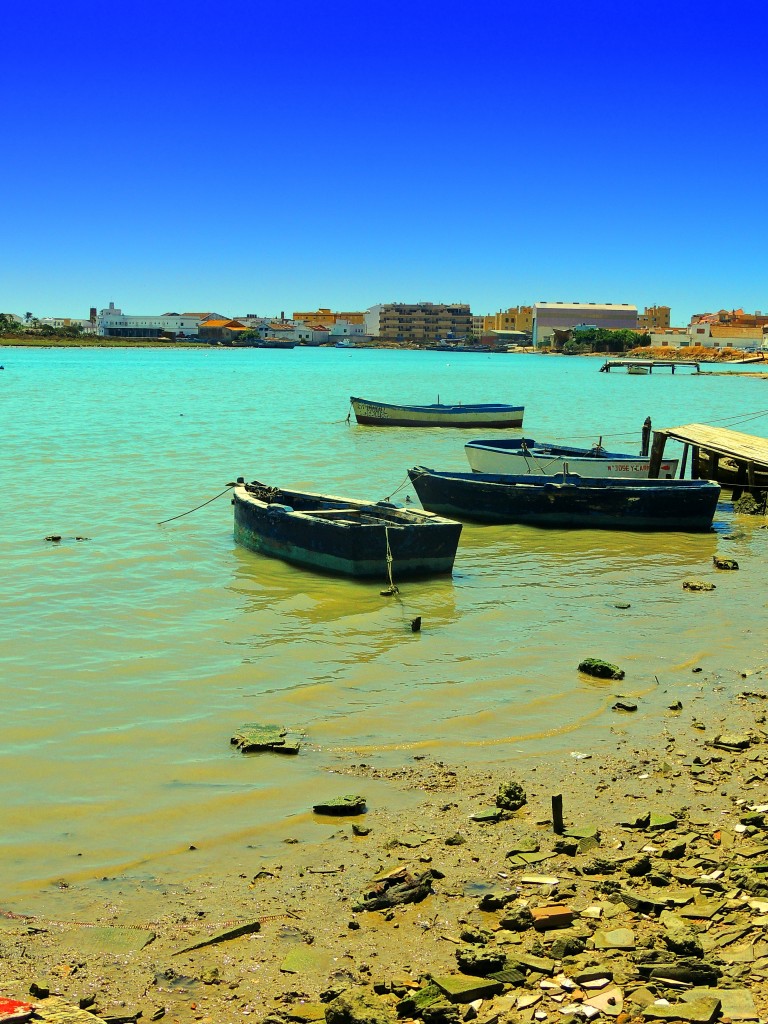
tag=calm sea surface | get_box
[2,346,767,898]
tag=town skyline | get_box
[3,0,766,330]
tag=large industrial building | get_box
[532,302,638,347]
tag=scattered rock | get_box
[455,945,507,976]
[498,905,534,931]
[713,555,739,570]
[612,700,637,712]
[355,867,437,911]
[683,579,716,592]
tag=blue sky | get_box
[2,0,766,325]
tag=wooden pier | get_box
[648,423,768,496]
[600,359,700,373]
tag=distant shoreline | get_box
[0,337,764,367]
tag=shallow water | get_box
[1,346,767,896]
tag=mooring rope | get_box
[379,525,400,597]
[157,485,236,525]
[557,407,768,443]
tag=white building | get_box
[97,303,201,338]
[650,323,767,351]
[38,317,97,333]
[328,319,369,340]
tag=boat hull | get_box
[233,484,462,578]
[350,397,524,428]
[465,438,679,479]
[408,468,720,531]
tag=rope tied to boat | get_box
[380,525,400,596]
[157,484,236,525]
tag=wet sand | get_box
[3,664,768,1024]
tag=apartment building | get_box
[637,305,671,330]
[293,307,365,327]
[474,306,534,337]
[365,303,472,343]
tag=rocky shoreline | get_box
[3,671,768,1024]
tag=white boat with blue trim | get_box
[464,437,679,479]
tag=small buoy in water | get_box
[411,616,422,633]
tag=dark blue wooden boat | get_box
[233,480,462,578]
[407,467,721,531]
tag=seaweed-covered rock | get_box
[578,658,625,680]
[396,983,444,1019]
[683,579,716,592]
[495,780,527,811]
[734,493,766,515]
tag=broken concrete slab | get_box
[582,986,623,1017]
[231,723,298,753]
[643,997,720,1024]
[312,795,366,815]
[280,945,329,974]
[592,928,635,950]
[682,988,757,1020]
[23,998,109,1023]
[531,905,573,931]
[431,976,504,1003]
[59,925,155,955]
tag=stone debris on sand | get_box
[5,684,768,1023]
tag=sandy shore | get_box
[3,665,768,1024]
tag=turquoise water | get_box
[2,346,767,895]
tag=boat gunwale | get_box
[233,485,458,528]
[465,438,669,461]
[350,396,523,415]
[408,467,720,492]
